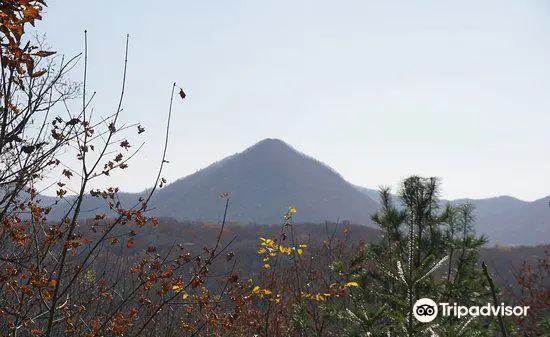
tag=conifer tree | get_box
[342,176,494,336]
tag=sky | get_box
[35,0,550,201]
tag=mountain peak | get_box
[147,138,379,225]
[257,138,286,145]
[248,138,293,151]
[238,138,303,160]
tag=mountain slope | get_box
[148,139,379,224]
[466,196,549,245]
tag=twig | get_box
[482,261,508,337]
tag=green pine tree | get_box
[341,176,499,337]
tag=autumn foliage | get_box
[0,2,548,337]
[515,250,550,334]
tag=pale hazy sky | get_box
[37,0,549,201]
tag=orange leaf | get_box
[43,290,51,300]
[31,69,47,78]
[34,50,56,57]
[22,5,42,22]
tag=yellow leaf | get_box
[182,292,189,299]
[252,286,260,294]
[297,249,303,255]
[290,208,297,213]
[264,264,271,269]
[346,281,359,287]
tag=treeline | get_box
[118,217,547,290]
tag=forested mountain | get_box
[41,139,548,245]
[140,138,379,225]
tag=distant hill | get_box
[355,186,549,245]
[457,196,549,246]
[146,138,379,225]
[37,138,548,245]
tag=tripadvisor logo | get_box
[413,298,438,323]
[413,298,530,323]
